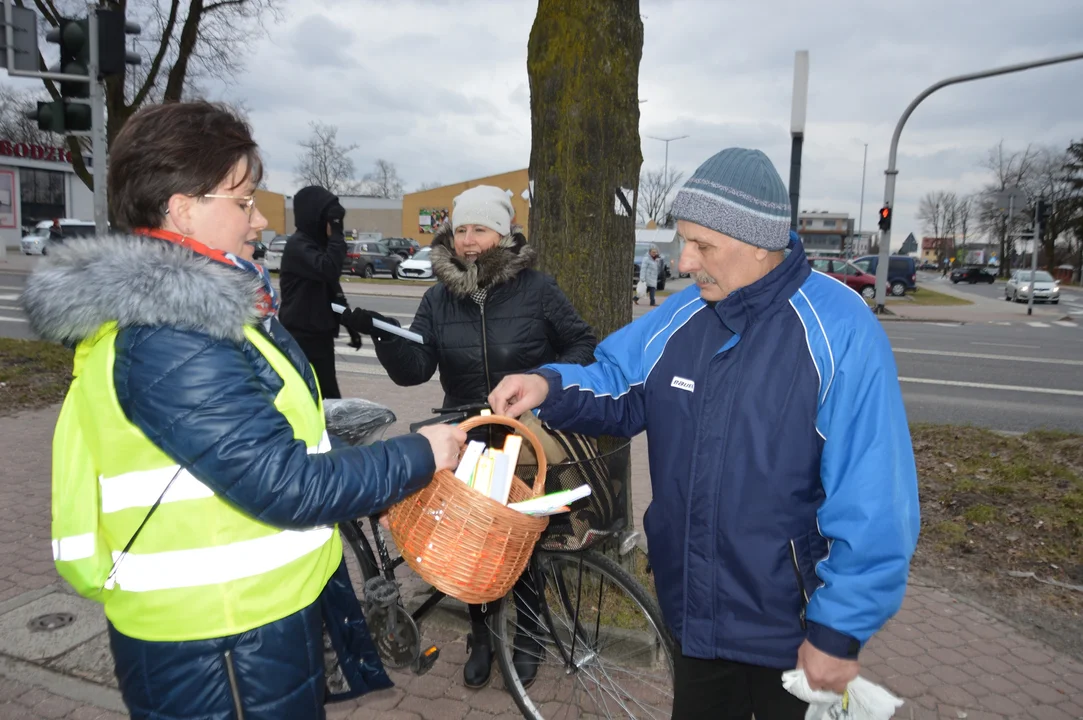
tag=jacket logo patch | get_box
[671,376,695,393]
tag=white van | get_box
[21,219,99,255]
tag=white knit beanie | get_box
[451,185,514,236]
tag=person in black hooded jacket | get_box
[345,185,597,691]
[279,186,361,399]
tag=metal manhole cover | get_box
[28,612,76,632]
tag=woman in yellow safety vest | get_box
[21,100,465,720]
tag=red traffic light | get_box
[878,205,892,231]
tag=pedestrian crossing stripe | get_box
[1027,322,1051,328]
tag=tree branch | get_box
[204,0,247,12]
[131,0,181,109]
[163,0,204,101]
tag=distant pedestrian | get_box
[279,186,361,399]
[635,244,662,306]
[48,218,63,242]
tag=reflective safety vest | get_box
[50,321,342,642]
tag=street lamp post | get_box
[857,142,868,257]
[873,50,1083,313]
[647,134,689,187]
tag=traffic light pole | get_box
[1027,202,1041,316]
[88,8,107,235]
[872,50,1083,314]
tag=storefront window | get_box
[20,168,65,229]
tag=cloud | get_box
[191,0,1083,246]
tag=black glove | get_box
[325,200,346,236]
[346,307,400,339]
[346,326,364,350]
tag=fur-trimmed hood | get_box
[20,234,263,345]
[429,221,537,298]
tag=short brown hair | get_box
[108,101,263,231]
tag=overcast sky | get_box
[10,0,1083,248]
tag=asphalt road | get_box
[924,270,1083,318]
[3,269,1081,432]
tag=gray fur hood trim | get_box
[429,221,537,298]
[20,234,263,345]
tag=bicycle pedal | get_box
[413,645,439,676]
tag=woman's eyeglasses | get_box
[203,194,256,217]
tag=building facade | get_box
[254,189,286,236]
[401,169,530,243]
[283,195,401,239]
[1,137,94,256]
[797,211,854,256]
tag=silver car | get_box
[1005,269,1060,304]
[261,236,288,272]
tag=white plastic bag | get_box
[781,669,904,720]
[635,280,647,297]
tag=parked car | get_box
[21,219,98,255]
[347,240,403,278]
[261,235,288,272]
[808,257,878,301]
[396,246,434,280]
[918,260,938,271]
[632,242,671,291]
[1005,269,1060,304]
[851,255,917,296]
[950,266,995,284]
[384,237,421,259]
[248,240,267,261]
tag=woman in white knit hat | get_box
[346,185,597,690]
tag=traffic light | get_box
[878,205,892,231]
[96,10,143,78]
[1036,199,1051,226]
[49,18,91,98]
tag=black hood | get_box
[293,186,337,243]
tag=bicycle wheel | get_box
[492,549,675,719]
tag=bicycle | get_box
[325,399,676,719]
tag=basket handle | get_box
[457,415,547,498]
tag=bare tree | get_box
[16,0,282,191]
[1064,140,1083,282]
[1026,146,1078,272]
[363,159,404,199]
[415,181,444,192]
[0,85,58,145]
[917,191,946,261]
[957,195,972,259]
[976,141,1036,276]
[294,122,361,196]
[636,166,683,226]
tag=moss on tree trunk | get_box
[527,0,644,341]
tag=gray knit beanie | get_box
[451,185,514,236]
[669,148,791,251]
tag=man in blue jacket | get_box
[490,147,920,718]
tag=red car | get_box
[808,257,878,301]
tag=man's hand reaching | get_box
[488,374,550,418]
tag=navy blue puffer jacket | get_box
[21,234,435,720]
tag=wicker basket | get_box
[386,415,549,605]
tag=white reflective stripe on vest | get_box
[99,430,333,514]
[52,533,96,561]
[110,526,335,592]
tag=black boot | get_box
[512,629,543,689]
[463,621,493,689]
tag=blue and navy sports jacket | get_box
[534,240,920,668]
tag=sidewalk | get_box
[1,375,1082,719]
[882,279,1075,324]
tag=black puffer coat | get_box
[280,186,347,340]
[374,224,596,410]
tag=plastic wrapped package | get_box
[323,398,397,447]
[781,670,904,719]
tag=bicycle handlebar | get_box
[407,403,492,433]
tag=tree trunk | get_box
[527,0,643,342]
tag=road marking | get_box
[334,348,379,359]
[894,347,1083,366]
[0,314,27,323]
[887,336,915,341]
[899,377,1083,397]
[0,293,19,301]
[933,322,963,327]
[0,286,23,292]
[971,342,1039,349]
[1027,322,1051,328]
[1054,321,1078,328]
